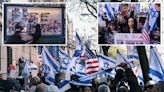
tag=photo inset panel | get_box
[3,3,66,45]
[98,3,160,44]
[98,0,161,2]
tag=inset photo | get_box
[98,3,160,45]
[98,0,161,2]
[0,0,65,2]
[3,3,66,45]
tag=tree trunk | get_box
[102,46,110,56]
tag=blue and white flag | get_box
[75,32,82,50]
[59,48,72,71]
[99,54,116,77]
[78,68,114,81]
[99,54,116,69]
[149,46,164,83]
[22,59,37,78]
[70,80,92,86]
[148,0,155,3]
[73,32,83,57]
[111,3,121,13]
[42,47,60,84]
[149,4,159,33]
[116,50,128,65]
[127,46,139,62]
[61,58,71,71]
[42,47,60,73]
[59,48,71,59]
[104,3,115,21]
[58,80,71,92]
[66,57,78,74]
[136,4,140,13]
[116,49,133,68]
[75,63,86,77]
[138,65,144,85]
[49,46,60,61]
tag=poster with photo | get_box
[3,3,66,44]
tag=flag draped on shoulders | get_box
[21,59,37,78]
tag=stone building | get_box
[0,46,38,80]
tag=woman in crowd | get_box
[123,17,138,33]
[104,20,118,44]
[150,27,160,44]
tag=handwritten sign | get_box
[114,33,145,44]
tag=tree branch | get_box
[80,0,97,18]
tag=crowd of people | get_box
[98,4,160,44]
[99,0,138,2]
[0,63,164,92]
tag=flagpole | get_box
[137,46,151,85]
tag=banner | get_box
[114,33,145,44]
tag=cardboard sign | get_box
[114,33,145,44]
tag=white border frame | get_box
[2,2,67,46]
[97,2,162,46]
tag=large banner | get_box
[114,33,145,44]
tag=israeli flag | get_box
[75,63,85,77]
[149,4,159,33]
[111,3,121,13]
[99,54,116,77]
[116,50,128,65]
[127,46,139,62]
[42,47,60,84]
[78,68,114,81]
[136,4,140,13]
[149,46,164,83]
[59,48,71,59]
[148,0,155,3]
[58,80,71,92]
[138,65,144,85]
[49,46,60,61]
[73,32,83,57]
[104,3,115,21]
[66,57,78,74]
[61,58,71,71]
[21,59,37,78]
[59,48,72,71]
[75,32,82,50]
[99,54,116,69]
[70,80,92,86]
[42,64,56,85]
[42,47,60,73]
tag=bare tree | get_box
[80,0,97,18]
[66,0,97,19]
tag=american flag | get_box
[141,17,150,44]
[85,45,99,75]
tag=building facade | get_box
[66,14,75,56]
[0,46,38,80]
